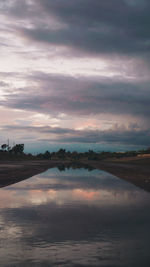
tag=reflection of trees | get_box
[57,163,95,172]
[58,165,66,171]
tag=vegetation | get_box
[0,142,150,161]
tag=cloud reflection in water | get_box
[0,168,150,266]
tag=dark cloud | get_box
[2,124,150,146]
[3,125,75,135]
[12,0,150,57]
[1,72,150,119]
[40,129,150,146]
[2,0,150,57]
[1,1,150,149]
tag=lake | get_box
[0,167,150,266]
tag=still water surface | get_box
[0,167,150,266]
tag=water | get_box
[0,167,150,266]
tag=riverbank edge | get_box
[0,158,150,192]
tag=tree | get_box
[11,144,24,154]
[1,144,8,151]
[57,149,66,159]
[71,151,79,160]
[43,151,51,159]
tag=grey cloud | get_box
[0,72,22,78]
[1,73,150,119]
[1,0,36,19]
[13,0,150,57]
[1,1,150,149]
[20,26,143,56]
[2,124,150,146]
[61,129,150,146]
[3,125,75,135]
[2,0,150,58]
[43,130,150,146]
[0,81,9,87]
[39,130,150,146]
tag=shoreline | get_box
[88,157,150,193]
[0,160,59,188]
[0,158,150,193]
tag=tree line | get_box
[1,143,150,161]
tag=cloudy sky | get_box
[0,0,150,152]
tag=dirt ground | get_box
[88,157,150,193]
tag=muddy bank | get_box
[0,161,59,188]
[0,158,150,193]
[88,157,150,193]
[0,160,92,188]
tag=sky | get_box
[0,0,150,153]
